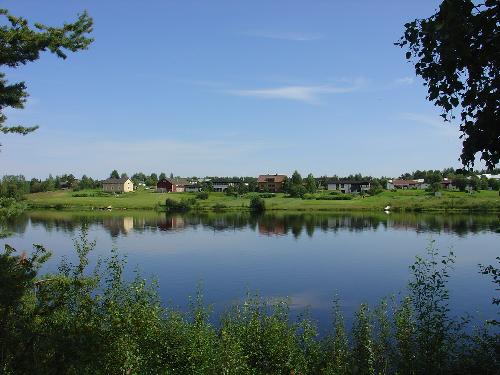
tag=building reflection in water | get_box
[16,211,500,239]
[102,217,135,237]
[258,221,286,236]
[158,216,186,231]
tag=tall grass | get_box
[0,230,498,374]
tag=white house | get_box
[327,180,371,193]
[212,180,241,192]
[478,174,500,180]
[185,184,200,193]
[102,177,134,193]
[386,179,428,190]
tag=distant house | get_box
[441,178,455,190]
[258,174,287,192]
[102,177,134,193]
[478,174,500,180]
[386,179,428,190]
[156,178,190,192]
[185,184,200,193]
[212,180,241,192]
[327,180,371,193]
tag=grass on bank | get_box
[1,231,498,374]
[25,188,500,212]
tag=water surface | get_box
[3,210,499,330]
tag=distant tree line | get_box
[2,167,498,202]
[398,167,500,192]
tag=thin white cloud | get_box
[243,30,323,41]
[0,130,291,178]
[398,112,445,127]
[394,77,414,85]
[397,112,458,138]
[226,80,363,104]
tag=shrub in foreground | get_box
[0,233,498,374]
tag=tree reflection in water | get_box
[6,210,499,238]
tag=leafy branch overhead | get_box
[0,8,93,138]
[396,0,499,169]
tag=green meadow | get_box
[25,188,500,212]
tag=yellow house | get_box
[102,177,134,193]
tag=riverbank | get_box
[24,189,500,212]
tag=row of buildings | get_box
[102,174,373,194]
[102,173,500,194]
[386,175,500,191]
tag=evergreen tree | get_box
[291,170,302,186]
[0,9,93,146]
[305,173,317,193]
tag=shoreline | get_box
[24,189,500,214]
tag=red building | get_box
[156,178,189,192]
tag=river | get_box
[2,210,499,330]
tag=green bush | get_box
[72,191,111,198]
[0,234,498,374]
[259,193,276,198]
[249,196,265,212]
[316,195,353,200]
[71,192,88,197]
[0,198,27,237]
[165,198,192,212]
[196,191,209,200]
[289,185,306,198]
[303,193,316,200]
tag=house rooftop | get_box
[258,174,287,183]
[163,178,190,185]
[330,180,371,184]
[212,180,241,184]
[391,179,419,186]
[323,178,370,184]
[103,177,130,184]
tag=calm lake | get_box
[2,210,499,330]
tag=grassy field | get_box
[24,188,500,212]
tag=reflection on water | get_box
[9,210,500,238]
[2,209,499,331]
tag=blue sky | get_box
[1,0,476,179]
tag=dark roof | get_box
[391,179,419,186]
[328,180,371,185]
[212,180,240,184]
[103,177,130,184]
[258,174,287,183]
[159,178,190,186]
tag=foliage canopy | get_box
[397,0,499,169]
[0,8,93,143]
